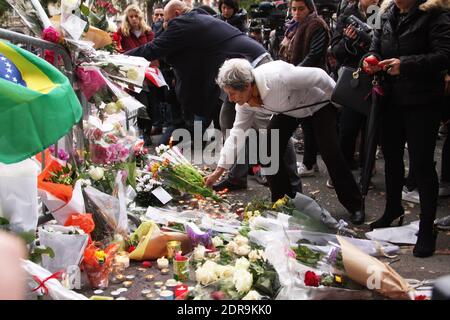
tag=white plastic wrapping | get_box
[365,221,419,245]
[0,159,39,233]
[38,225,89,273]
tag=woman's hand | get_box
[363,55,382,74]
[204,167,225,187]
[378,58,401,76]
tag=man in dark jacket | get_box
[125,0,265,135]
[364,0,450,258]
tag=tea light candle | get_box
[122,281,133,288]
[142,261,152,268]
[144,274,155,282]
[111,274,125,283]
[154,281,164,288]
[114,253,130,269]
[141,289,152,296]
[157,257,169,269]
[165,279,178,291]
[115,297,128,300]
[126,275,135,280]
[145,293,156,300]
[160,268,170,275]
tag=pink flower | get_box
[42,26,60,43]
[58,149,70,161]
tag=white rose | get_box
[193,245,206,261]
[233,269,253,294]
[212,236,224,247]
[235,257,250,270]
[107,20,117,33]
[225,241,238,253]
[195,260,219,285]
[235,244,251,256]
[104,102,118,115]
[88,167,104,181]
[215,265,235,279]
[248,249,262,262]
[242,290,262,300]
[234,235,249,246]
[115,99,125,111]
[127,68,139,81]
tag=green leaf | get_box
[0,217,9,226]
[29,247,55,264]
[18,231,36,245]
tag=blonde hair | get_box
[121,4,150,37]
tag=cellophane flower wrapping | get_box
[82,242,119,289]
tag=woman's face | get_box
[127,10,141,29]
[221,4,235,19]
[224,85,252,105]
[291,1,310,23]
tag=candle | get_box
[114,254,130,269]
[122,281,133,288]
[159,290,174,300]
[160,268,170,275]
[141,289,152,296]
[144,274,155,282]
[154,281,164,288]
[111,274,125,284]
[157,257,169,269]
[126,275,135,280]
[166,241,182,260]
[175,284,188,299]
[142,261,152,268]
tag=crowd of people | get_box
[116,0,449,258]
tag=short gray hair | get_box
[216,58,254,91]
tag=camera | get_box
[314,0,340,27]
[345,15,373,46]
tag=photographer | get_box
[215,0,249,33]
[331,0,379,175]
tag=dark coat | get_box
[125,8,266,118]
[331,4,372,68]
[370,0,450,106]
[117,28,154,52]
[215,8,249,33]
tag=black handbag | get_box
[331,66,375,116]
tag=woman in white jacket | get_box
[205,58,364,224]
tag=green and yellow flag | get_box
[0,40,82,164]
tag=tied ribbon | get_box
[32,271,64,296]
[365,83,385,101]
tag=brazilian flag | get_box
[0,40,82,164]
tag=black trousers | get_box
[381,103,441,232]
[338,106,367,168]
[266,103,362,212]
[300,117,318,169]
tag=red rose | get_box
[127,245,136,253]
[304,271,320,287]
[211,291,225,300]
[414,295,427,300]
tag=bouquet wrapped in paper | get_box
[82,242,120,289]
[149,145,223,202]
[128,221,191,261]
[38,225,89,273]
[37,151,85,225]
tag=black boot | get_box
[413,223,438,258]
[369,207,405,230]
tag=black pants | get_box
[266,103,362,212]
[300,117,318,169]
[441,97,450,182]
[339,106,367,168]
[381,103,441,232]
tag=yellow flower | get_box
[272,196,289,209]
[95,250,106,264]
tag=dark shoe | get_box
[369,208,405,230]
[413,230,438,258]
[212,179,247,192]
[254,171,268,186]
[350,210,365,225]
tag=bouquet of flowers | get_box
[149,145,223,202]
[6,0,52,36]
[82,242,120,289]
[134,171,166,207]
[81,0,118,32]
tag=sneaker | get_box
[402,188,420,204]
[298,163,319,177]
[326,179,334,189]
[439,181,450,197]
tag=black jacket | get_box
[215,9,249,33]
[370,0,450,107]
[331,4,373,68]
[126,9,266,118]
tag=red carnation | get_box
[304,271,320,287]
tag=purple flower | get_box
[49,145,55,153]
[58,149,70,161]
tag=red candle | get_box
[175,284,188,299]
[142,261,152,268]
